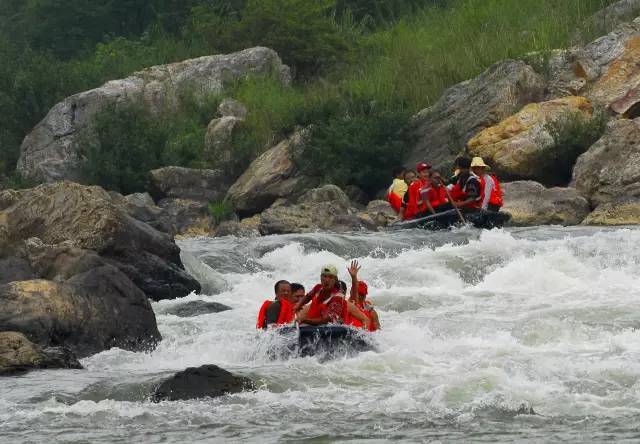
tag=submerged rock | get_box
[152,365,254,401]
[467,96,593,184]
[407,60,545,171]
[502,181,590,226]
[0,331,82,376]
[164,301,232,317]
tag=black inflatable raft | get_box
[276,325,375,358]
[390,209,511,231]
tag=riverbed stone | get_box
[152,364,254,401]
[149,166,230,202]
[163,301,232,317]
[502,181,591,226]
[467,96,593,184]
[583,198,640,225]
[406,60,545,171]
[0,331,82,376]
[17,47,291,183]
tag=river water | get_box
[3,226,640,443]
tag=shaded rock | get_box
[152,364,254,401]
[164,301,232,317]
[156,198,214,238]
[407,60,545,171]
[0,331,82,376]
[214,217,260,237]
[588,0,640,33]
[109,192,168,232]
[0,182,200,301]
[17,47,291,183]
[149,166,229,202]
[583,198,640,224]
[218,98,247,119]
[359,199,397,228]
[467,96,593,184]
[204,116,243,173]
[0,256,34,284]
[226,130,316,217]
[0,265,161,358]
[344,185,369,207]
[258,185,365,235]
[573,118,640,206]
[502,181,590,226]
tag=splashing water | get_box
[3,226,640,442]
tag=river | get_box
[2,226,640,443]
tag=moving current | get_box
[3,226,640,443]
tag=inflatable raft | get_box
[276,325,375,357]
[390,209,511,231]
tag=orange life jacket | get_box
[348,300,377,332]
[404,179,428,220]
[307,290,349,324]
[387,192,403,213]
[477,174,504,208]
[427,186,448,208]
[256,298,296,329]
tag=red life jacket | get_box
[427,186,448,208]
[404,179,428,220]
[348,300,377,331]
[307,288,349,324]
[477,174,504,209]
[452,174,482,209]
[387,192,403,213]
[256,298,296,329]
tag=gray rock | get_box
[344,185,369,207]
[573,118,640,207]
[585,0,640,41]
[204,116,243,173]
[0,331,82,376]
[582,197,640,225]
[152,364,254,401]
[226,130,315,216]
[218,98,247,119]
[17,47,291,183]
[164,301,232,317]
[0,256,34,284]
[502,181,591,226]
[406,60,545,171]
[258,185,365,235]
[149,166,230,202]
[156,198,214,238]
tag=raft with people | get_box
[386,156,511,230]
[256,261,379,357]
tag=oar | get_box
[443,185,466,224]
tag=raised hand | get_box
[347,260,361,279]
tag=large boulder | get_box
[582,197,640,225]
[226,130,315,217]
[155,198,214,237]
[406,60,545,171]
[502,181,591,226]
[258,185,366,235]
[17,47,291,183]
[0,182,200,300]
[0,331,82,376]
[467,96,594,184]
[573,118,640,206]
[152,365,254,401]
[547,17,640,114]
[149,166,230,202]
[203,99,248,174]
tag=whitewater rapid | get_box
[3,227,640,442]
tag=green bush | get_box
[545,106,608,185]
[295,99,410,195]
[208,200,236,225]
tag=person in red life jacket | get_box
[399,162,431,220]
[387,166,407,213]
[417,170,454,216]
[256,280,297,329]
[294,264,369,328]
[346,260,380,332]
[449,156,482,212]
[470,157,503,212]
[290,283,305,304]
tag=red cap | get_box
[358,281,368,296]
[416,162,431,172]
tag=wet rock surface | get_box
[163,301,232,317]
[152,365,254,401]
[0,331,82,376]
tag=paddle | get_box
[443,183,466,224]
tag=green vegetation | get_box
[545,107,608,185]
[208,200,236,225]
[0,0,616,194]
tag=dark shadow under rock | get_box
[0,331,82,376]
[164,301,232,317]
[152,364,254,401]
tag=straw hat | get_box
[470,157,489,168]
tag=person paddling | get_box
[387,166,407,213]
[449,156,482,213]
[399,162,431,221]
[295,264,369,329]
[470,157,503,212]
[256,280,296,329]
[417,170,453,216]
[346,260,380,331]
